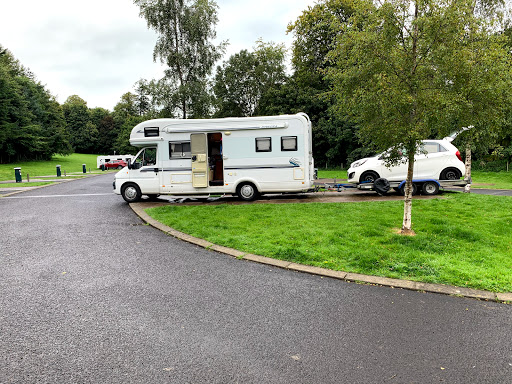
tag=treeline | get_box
[0,47,72,163]
[3,0,512,168]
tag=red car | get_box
[104,160,127,169]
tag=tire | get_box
[373,178,390,196]
[440,167,461,180]
[121,183,142,203]
[117,165,123,169]
[422,181,439,195]
[399,182,418,196]
[236,182,259,201]
[359,171,380,184]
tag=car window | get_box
[422,142,448,154]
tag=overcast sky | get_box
[1,0,317,110]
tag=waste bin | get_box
[82,164,87,173]
[56,165,61,177]
[14,167,22,183]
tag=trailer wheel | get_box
[359,171,380,184]
[399,183,418,196]
[422,181,439,195]
[440,167,461,180]
[121,183,142,203]
[236,182,259,201]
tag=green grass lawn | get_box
[0,154,100,181]
[146,193,512,292]
[470,170,512,189]
[317,169,347,179]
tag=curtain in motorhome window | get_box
[255,137,272,152]
[169,142,191,158]
[281,136,297,151]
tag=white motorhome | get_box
[97,155,133,168]
[113,113,315,202]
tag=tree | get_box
[134,0,227,118]
[0,45,71,163]
[327,0,511,234]
[257,2,361,167]
[62,95,98,153]
[213,40,287,118]
[91,108,116,154]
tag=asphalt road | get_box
[1,174,511,384]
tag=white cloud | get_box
[0,0,317,110]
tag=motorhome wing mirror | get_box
[127,158,132,169]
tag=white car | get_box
[347,139,465,185]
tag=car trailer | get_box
[324,178,469,196]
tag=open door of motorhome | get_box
[191,133,208,188]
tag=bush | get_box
[471,159,509,172]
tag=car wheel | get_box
[359,171,380,184]
[121,183,142,203]
[422,181,439,195]
[236,182,259,201]
[117,165,123,169]
[440,167,461,180]
[399,183,418,196]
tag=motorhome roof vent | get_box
[144,127,159,137]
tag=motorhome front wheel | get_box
[122,183,142,203]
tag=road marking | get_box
[4,193,115,199]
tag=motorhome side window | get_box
[255,137,272,152]
[281,136,297,151]
[169,142,191,159]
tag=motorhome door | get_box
[191,133,208,188]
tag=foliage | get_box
[259,1,361,167]
[0,46,72,163]
[326,0,512,230]
[213,39,287,117]
[146,193,512,292]
[114,115,146,155]
[62,95,99,153]
[134,0,227,118]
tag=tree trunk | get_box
[464,143,472,193]
[401,151,415,235]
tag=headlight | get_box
[351,159,367,168]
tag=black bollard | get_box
[56,165,61,177]
[82,164,87,173]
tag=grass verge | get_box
[0,154,100,181]
[0,182,55,188]
[146,193,512,292]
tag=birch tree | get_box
[328,0,511,234]
[134,0,227,118]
